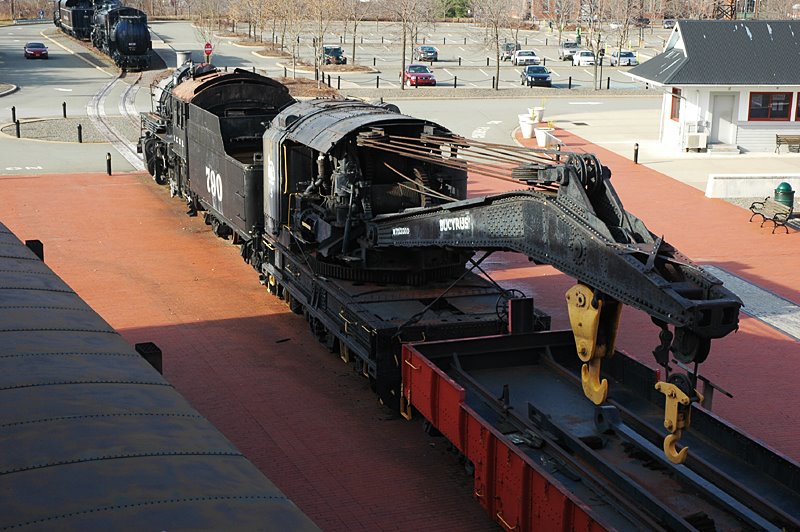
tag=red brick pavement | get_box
[0,172,496,531]
[2,124,798,532]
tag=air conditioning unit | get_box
[685,132,708,150]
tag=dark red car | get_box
[403,64,436,87]
[24,42,48,59]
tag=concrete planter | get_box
[528,106,545,123]
[535,127,554,147]
[520,119,536,139]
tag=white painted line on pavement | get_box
[479,69,488,76]
[568,101,603,105]
[704,265,800,341]
[443,69,453,76]
[55,88,73,92]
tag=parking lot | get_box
[293,21,671,90]
[154,20,674,91]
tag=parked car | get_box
[663,19,676,29]
[572,50,595,66]
[558,41,579,61]
[501,42,521,61]
[413,45,439,62]
[608,21,623,30]
[520,65,552,87]
[609,50,638,66]
[403,64,436,86]
[24,42,48,59]
[634,17,651,27]
[320,45,346,65]
[512,50,540,66]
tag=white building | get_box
[626,20,800,153]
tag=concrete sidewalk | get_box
[550,106,800,194]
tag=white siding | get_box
[736,123,800,153]
[658,85,800,153]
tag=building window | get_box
[748,92,792,121]
[797,93,800,120]
[670,88,681,121]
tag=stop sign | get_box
[204,42,213,55]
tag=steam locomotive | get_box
[138,63,740,418]
[54,0,151,70]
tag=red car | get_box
[403,64,436,87]
[24,42,48,59]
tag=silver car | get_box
[610,50,638,66]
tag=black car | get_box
[520,65,552,87]
[413,45,438,62]
[321,45,346,65]
[24,42,48,59]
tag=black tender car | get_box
[321,45,347,65]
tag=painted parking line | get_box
[703,265,800,341]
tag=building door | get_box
[711,94,736,144]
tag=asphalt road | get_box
[0,20,661,174]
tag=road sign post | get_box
[204,42,212,62]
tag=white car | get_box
[572,50,595,66]
[512,50,541,66]
[610,50,638,66]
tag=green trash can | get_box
[774,182,795,209]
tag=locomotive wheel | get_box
[308,315,327,343]
[143,138,157,177]
[284,289,303,315]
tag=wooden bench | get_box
[775,134,800,153]
[749,197,792,233]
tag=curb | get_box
[0,85,19,97]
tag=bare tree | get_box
[607,0,637,58]
[343,0,373,62]
[192,0,227,60]
[273,0,305,76]
[306,0,340,83]
[472,0,509,90]
[383,0,426,90]
[550,0,578,44]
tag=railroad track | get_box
[412,333,800,531]
[86,71,144,171]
